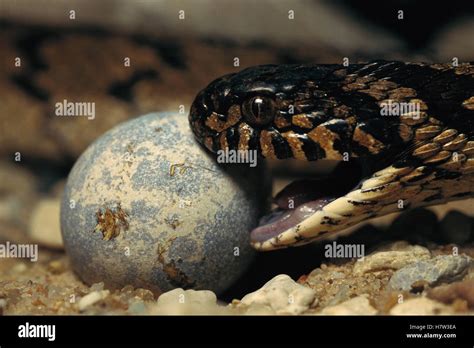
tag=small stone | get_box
[150,288,231,315]
[11,262,28,274]
[321,295,377,315]
[330,271,345,279]
[353,243,431,275]
[47,260,65,274]
[0,162,38,241]
[307,267,323,278]
[120,285,134,294]
[388,255,472,291]
[78,290,110,311]
[438,210,472,244]
[133,288,155,302]
[90,282,105,292]
[128,300,147,314]
[327,284,350,306]
[389,297,454,315]
[0,299,7,314]
[28,198,63,249]
[239,274,316,315]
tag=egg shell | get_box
[60,112,269,294]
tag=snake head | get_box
[190,62,474,251]
[189,64,357,160]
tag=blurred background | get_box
[0,0,473,308]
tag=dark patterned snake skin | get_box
[189,61,474,251]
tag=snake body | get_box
[189,61,474,250]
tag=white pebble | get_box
[28,198,63,249]
[389,297,454,315]
[239,274,316,315]
[150,288,231,315]
[78,290,110,311]
[321,295,377,315]
[353,244,431,275]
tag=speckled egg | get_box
[60,112,269,294]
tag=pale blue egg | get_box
[61,112,269,295]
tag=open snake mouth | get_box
[250,160,364,245]
[189,61,474,250]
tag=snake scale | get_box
[1,22,473,252]
[189,62,474,250]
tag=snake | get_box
[189,61,474,251]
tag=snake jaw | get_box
[251,159,474,251]
[250,176,379,251]
[249,166,407,251]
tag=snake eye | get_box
[242,96,275,126]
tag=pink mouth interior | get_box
[250,198,334,243]
[250,161,363,244]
